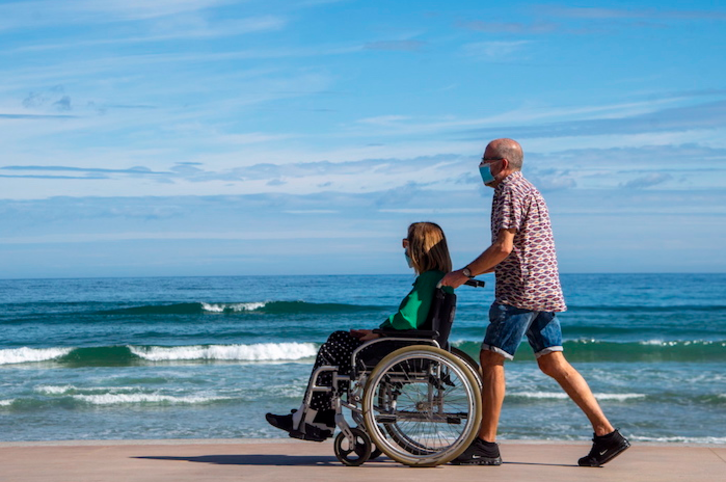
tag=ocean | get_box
[1,274,725,444]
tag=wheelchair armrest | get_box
[351,335,442,374]
[372,329,439,339]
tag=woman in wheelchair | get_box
[266,221,453,442]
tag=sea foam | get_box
[201,302,267,313]
[632,435,726,444]
[509,391,645,401]
[35,385,76,395]
[0,347,72,365]
[74,393,228,405]
[129,343,318,362]
[34,385,144,396]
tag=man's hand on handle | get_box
[440,269,471,289]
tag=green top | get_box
[379,270,454,330]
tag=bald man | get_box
[441,139,630,467]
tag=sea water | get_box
[1,274,725,444]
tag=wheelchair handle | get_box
[464,279,485,288]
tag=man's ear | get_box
[500,158,510,172]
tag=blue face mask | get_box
[479,164,496,186]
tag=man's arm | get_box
[440,228,516,289]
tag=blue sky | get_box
[1,0,725,278]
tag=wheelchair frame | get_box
[294,281,485,467]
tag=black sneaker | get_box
[450,438,502,466]
[578,429,631,467]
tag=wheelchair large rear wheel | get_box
[450,346,483,391]
[362,346,482,466]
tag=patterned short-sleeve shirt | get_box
[491,171,567,312]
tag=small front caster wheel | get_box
[334,427,372,466]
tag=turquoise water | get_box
[1,274,725,443]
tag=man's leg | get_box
[450,348,505,465]
[537,351,631,466]
[479,349,506,442]
[529,311,630,467]
[451,303,529,465]
[536,351,612,435]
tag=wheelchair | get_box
[294,279,485,467]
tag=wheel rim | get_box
[362,346,481,466]
[450,346,483,391]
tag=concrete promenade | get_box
[1,439,724,482]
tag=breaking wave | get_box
[0,347,73,365]
[0,343,318,367]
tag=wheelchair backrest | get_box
[419,287,457,349]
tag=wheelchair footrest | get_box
[290,423,333,443]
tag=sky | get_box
[0,0,725,279]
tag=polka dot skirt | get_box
[308,331,363,410]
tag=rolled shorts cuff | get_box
[481,343,514,361]
[534,346,563,359]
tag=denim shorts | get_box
[481,303,563,360]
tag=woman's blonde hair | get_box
[406,222,452,274]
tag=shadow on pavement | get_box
[134,454,346,466]
[503,461,586,468]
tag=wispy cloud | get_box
[458,20,557,34]
[1,165,169,175]
[620,172,673,189]
[356,115,412,126]
[363,40,426,52]
[3,16,286,54]
[73,0,235,20]
[0,113,76,119]
[540,6,726,21]
[459,100,726,139]
[456,6,726,39]
[460,41,530,61]
[0,174,106,180]
[0,0,236,30]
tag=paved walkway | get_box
[1,439,724,482]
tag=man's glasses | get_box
[480,156,504,166]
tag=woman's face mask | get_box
[402,238,414,269]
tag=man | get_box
[441,138,630,467]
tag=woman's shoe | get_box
[265,412,294,433]
[266,409,334,442]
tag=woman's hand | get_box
[350,329,380,342]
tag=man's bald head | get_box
[487,138,524,171]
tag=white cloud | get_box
[356,115,411,126]
[461,41,530,61]
[0,0,235,30]
[76,0,235,20]
[540,6,726,21]
[363,40,426,52]
[620,172,674,189]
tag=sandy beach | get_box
[1,439,724,482]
